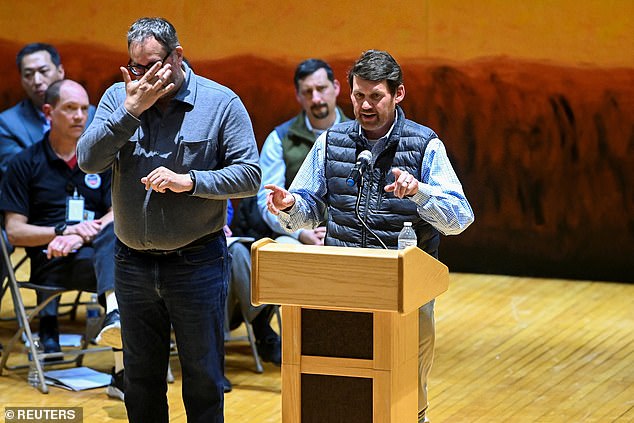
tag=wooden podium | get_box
[251,238,449,423]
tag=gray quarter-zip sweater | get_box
[77,63,260,250]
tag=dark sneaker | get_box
[223,375,232,393]
[256,335,281,366]
[41,336,61,354]
[106,367,124,401]
[96,310,122,349]
[39,315,62,362]
[40,336,63,362]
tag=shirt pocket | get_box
[175,137,217,171]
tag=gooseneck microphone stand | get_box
[354,173,388,250]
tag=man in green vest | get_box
[256,58,350,245]
[228,59,349,368]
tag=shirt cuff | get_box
[187,170,197,195]
[118,104,142,125]
[277,194,301,232]
[408,182,431,206]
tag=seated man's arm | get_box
[0,110,34,177]
[5,212,84,258]
[68,209,114,243]
[0,138,22,179]
[98,209,114,227]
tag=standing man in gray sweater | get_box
[77,17,260,423]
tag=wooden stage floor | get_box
[1,272,632,422]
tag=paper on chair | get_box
[44,367,110,391]
[27,333,83,348]
[227,236,255,247]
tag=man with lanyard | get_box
[0,79,124,400]
[0,44,97,342]
[265,50,475,423]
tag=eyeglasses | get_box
[127,49,172,76]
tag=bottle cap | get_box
[404,222,412,227]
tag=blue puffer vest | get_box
[323,106,440,258]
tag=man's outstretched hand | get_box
[264,184,295,215]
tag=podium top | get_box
[251,239,448,314]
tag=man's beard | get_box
[310,103,329,120]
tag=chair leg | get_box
[68,291,83,321]
[0,277,9,314]
[0,255,28,322]
[241,310,264,374]
[0,289,51,393]
[28,331,49,394]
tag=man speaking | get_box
[265,50,474,423]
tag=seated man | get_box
[226,198,281,366]
[0,79,124,400]
[256,58,349,245]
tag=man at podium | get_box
[265,50,474,422]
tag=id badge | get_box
[66,195,85,222]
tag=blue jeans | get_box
[114,234,229,423]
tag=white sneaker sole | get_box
[166,365,175,384]
[95,323,122,349]
[106,385,124,401]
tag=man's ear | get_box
[173,46,184,67]
[57,64,65,80]
[394,84,405,104]
[42,103,53,121]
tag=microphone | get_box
[346,150,372,187]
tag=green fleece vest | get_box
[276,108,349,186]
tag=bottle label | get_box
[398,239,417,250]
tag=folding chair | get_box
[225,303,265,373]
[0,238,84,323]
[0,220,111,393]
[224,302,281,374]
[0,237,26,320]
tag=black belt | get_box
[139,230,224,256]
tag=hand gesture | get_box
[67,219,102,243]
[264,184,295,215]
[384,167,419,198]
[46,234,84,259]
[121,63,174,117]
[141,166,193,193]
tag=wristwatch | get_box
[188,170,196,194]
[54,222,67,236]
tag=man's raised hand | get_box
[264,184,295,215]
[121,62,174,117]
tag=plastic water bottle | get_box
[27,339,44,388]
[397,222,417,250]
[85,294,102,343]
